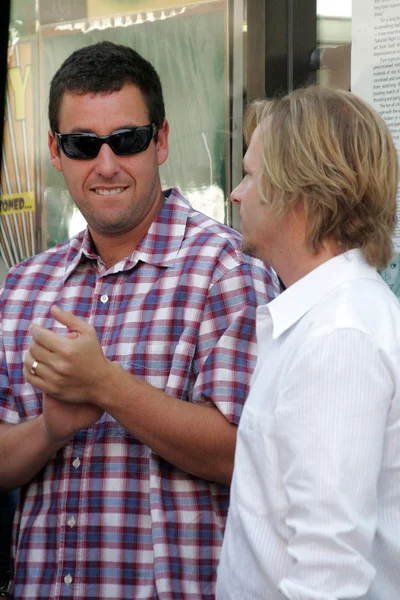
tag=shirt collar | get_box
[260,249,383,340]
[62,187,190,282]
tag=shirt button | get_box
[64,574,73,585]
[72,457,81,468]
[68,516,76,528]
[100,294,108,303]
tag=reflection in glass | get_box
[2,0,234,261]
[314,2,351,89]
[380,253,400,298]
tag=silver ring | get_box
[30,360,39,376]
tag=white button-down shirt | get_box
[217,249,400,599]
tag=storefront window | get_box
[315,0,351,89]
[316,0,400,299]
[1,0,243,266]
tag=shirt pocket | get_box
[118,342,172,387]
[117,344,172,438]
[233,407,287,519]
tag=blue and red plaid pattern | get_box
[0,188,277,599]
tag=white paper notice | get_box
[352,0,400,256]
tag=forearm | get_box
[96,362,237,485]
[0,419,66,492]
[24,306,241,485]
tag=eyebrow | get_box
[61,123,144,134]
[64,128,94,134]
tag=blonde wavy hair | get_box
[244,86,398,269]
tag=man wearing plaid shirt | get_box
[0,42,276,599]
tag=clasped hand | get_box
[23,305,109,405]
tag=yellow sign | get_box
[0,192,36,216]
[1,42,36,267]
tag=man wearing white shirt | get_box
[216,87,400,599]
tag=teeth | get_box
[94,187,125,196]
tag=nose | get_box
[94,143,120,178]
[230,183,242,205]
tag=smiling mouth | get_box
[92,187,127,196]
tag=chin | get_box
[241,239,258,259]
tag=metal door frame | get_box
[230,0,316,229]
[0,0,11,174]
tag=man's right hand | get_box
[41,393,104,445]
[0,328,103,493]
[39,330,104,445]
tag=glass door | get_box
[1,0,249,266]
[315,0,400,298]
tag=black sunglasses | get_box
[55,123,157,160]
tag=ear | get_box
[48,130,63,172]
[156,119,169,166]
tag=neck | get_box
[264,202,343,288]
[277,241,343,288]
[89,193,165,268]
[89,231,140,268]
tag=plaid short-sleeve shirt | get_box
[0,188,277,600]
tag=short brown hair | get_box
[49,41,165,134]
[245,87,398,269]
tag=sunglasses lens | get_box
[58,125,154,159]
[111,127,152,155]
[61,135,101,159]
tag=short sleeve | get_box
[191,262,274,424]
